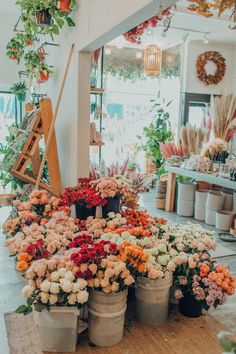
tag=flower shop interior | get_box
[1,0,236,353]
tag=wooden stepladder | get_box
[11,98,62,196]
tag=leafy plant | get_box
[0,124,49,191]
[10,82,28,95]
[24,50,54,79]
[137,92,173,169]
[16,0,77,38]
[6,34,25,63]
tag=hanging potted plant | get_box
[24,34,34,46]
[24,50,54,82]
[17,0,77,38]
[10,82,28,102]
[16,253,89,352]
[173,253,236,318]
[60,178,107,220]
[6,34,25,63]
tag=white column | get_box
[77,51,91,178]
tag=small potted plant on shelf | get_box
[6,34,25,63]
[24,33,34,46]
[16,252,89,352]
[17,0,77,38]
[60,178,107,220]
[10,82,28,102]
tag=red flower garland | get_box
[123,7,173,44]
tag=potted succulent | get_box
[6,34,25,63]
[17,0,77,38]
[10,82,28,102]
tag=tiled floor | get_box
[0,191,236,353]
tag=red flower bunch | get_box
[60,178,107,209]
[123,7,172,44]
[26,239,51,260]
[71,240,118,280]
[68,233,93,249]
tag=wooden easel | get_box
[11,98,62,196]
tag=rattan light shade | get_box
[144,44,161,77]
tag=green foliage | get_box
[10,82,27,95]
[24,50,54,79]
[0,124,49,191]
[16,0,76,38]
[137,92,173,169]
[6,34,25,63]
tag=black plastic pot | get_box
[102,197,120,218]
[35,9,52,26]
[179,292,202,318]
[75,204,96,220]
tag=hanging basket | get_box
[144,45,161,77]
[35,9,52,26]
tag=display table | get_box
[164,165,236,212]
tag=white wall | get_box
[46,0,177,187]
[182,40,234,95]
[0,13,23,90]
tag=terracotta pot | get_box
[11,56,17,60]
[59,0,71,12]
[25,40,33,46]
[38,71,49,83]
[196,181,212,190]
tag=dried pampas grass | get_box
[212,94,236,142]
[180,123,211,156]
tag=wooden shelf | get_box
[90,88,104,94]
[90,143,105,146]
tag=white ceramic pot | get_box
[177,199,194,217]
[34,307,79,352]
[194,190,208,221]
[205,208,216,226]
[135,274,173,325]
[233,191,236,212]
[223,193,233,211]
[206,191,224,211]
[216,210,235,231]
[88,290,127,347]
[178,181,196,201]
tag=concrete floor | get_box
[0,191,236,353]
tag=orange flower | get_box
[226,286,235,296]
[40,218,48,226]
[138,263,147,273]
[17,252,29,262]
[141,253,149,262]
[216,265,225,273]
[16,260,28,272]
[208,272,217,282]
[200,264,210,275]
[221,281,229,291]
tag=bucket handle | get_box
[88,305,127,318]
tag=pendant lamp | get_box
[144,44,161,77]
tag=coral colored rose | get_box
[18,252,29,261]
[16,260,28,272]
